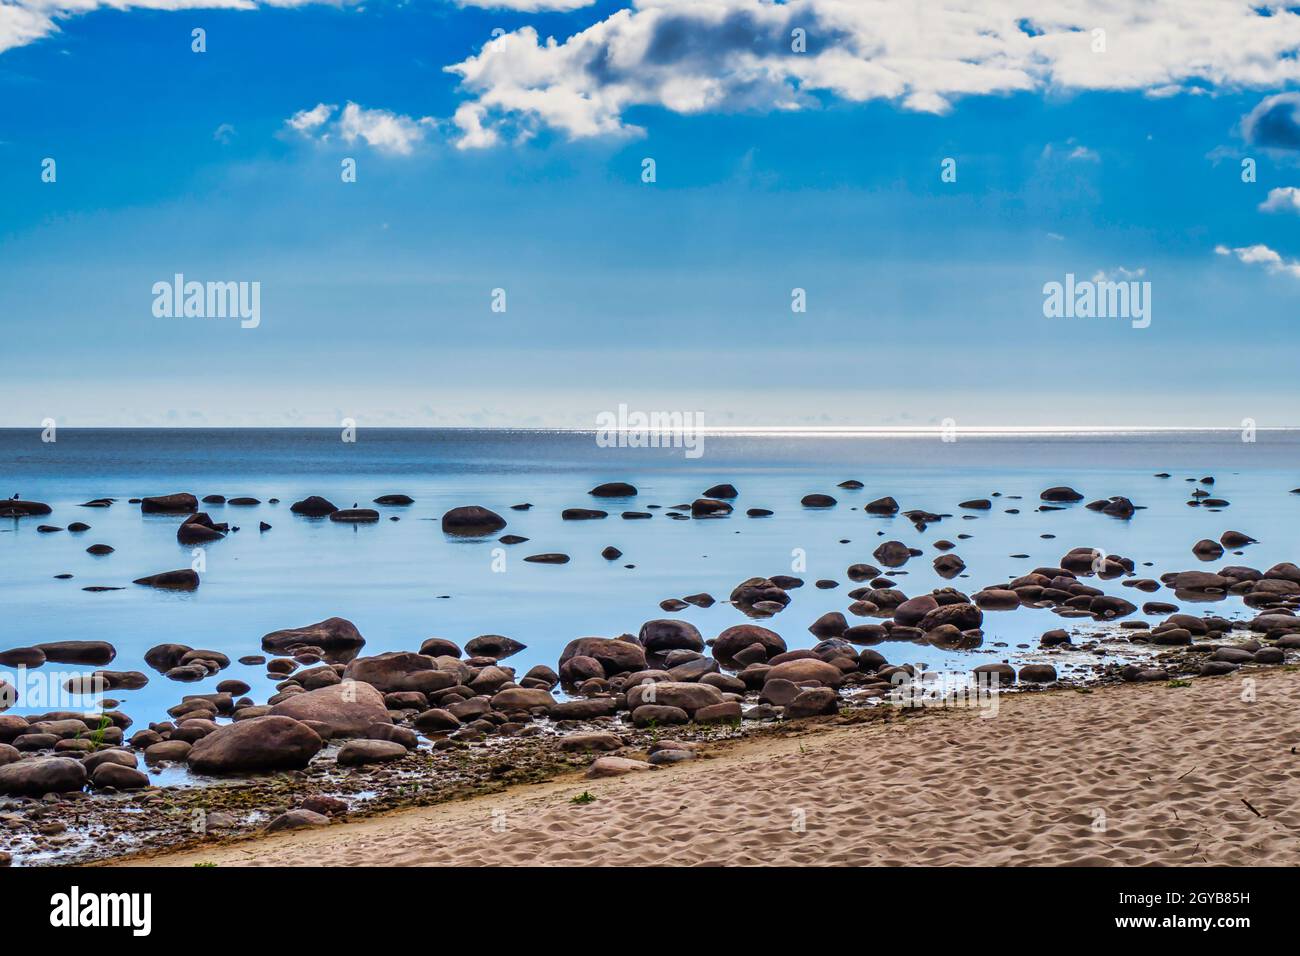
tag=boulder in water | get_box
[441,505,506,535]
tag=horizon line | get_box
[0,425,1293,435]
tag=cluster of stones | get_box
[3,474,1294,846]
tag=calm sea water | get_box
[2,428,1297,725]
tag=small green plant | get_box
[77,714,112,749]
[1167,679,1192,688]
[193,861,217,867]
[570,791,596,805]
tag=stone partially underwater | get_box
[2,472,1298,865]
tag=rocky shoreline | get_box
[3,475,1299,866]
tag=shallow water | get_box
[1,428,1297,726]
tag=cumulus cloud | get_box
[1242,92,1300,149]
[1216,242,1300,279]
[1259,185,1300,213]
[444,0,1300,148]
[285,102,437,156]
[288,102,335,133]
[336,102,436,155]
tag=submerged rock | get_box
[262,617,366,655]
[872,540,912,567]
[1193,539,1225,560]
[0,500,52,517]
[329,508,380,523]
[290,496,339,517]
[465,635,527,660]
[132,569,200,591]
[1220,530,1256,548]
[933,554,966,578]
[524,553,570,564]
[729,577,790,610]
[140,493,198,513]
[590,482,637,497]
[1040,486,1084,503]
[0,647,46,668]
[441,505,507,535]
[35,641,116,665]
[177,512,226,544]
[801,493,837,508]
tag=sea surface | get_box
[2,428,1297,726]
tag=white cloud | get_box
[451,101,501,149]
[1,1,331,56]
[337,102,436,155]
[452,0,594,9]
[1259,186,1300,214]
[1217,242,1300,279]
[288,102,335,133]
[285,102,437,156]
[1091,266,1145,282]
[444,0,1300,147]
[0,0,599,55]
[1042,138,1099,163]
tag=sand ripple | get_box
[125,669,1300,867]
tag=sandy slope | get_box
[116,668,1300,867]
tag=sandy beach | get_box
[116,667,1300,867]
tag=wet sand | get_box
[115,667,1300,867]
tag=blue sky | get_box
[3,1,1300,427]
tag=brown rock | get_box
[586,756,653,778]
[186,716,323,773]
[268,681,390,737]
